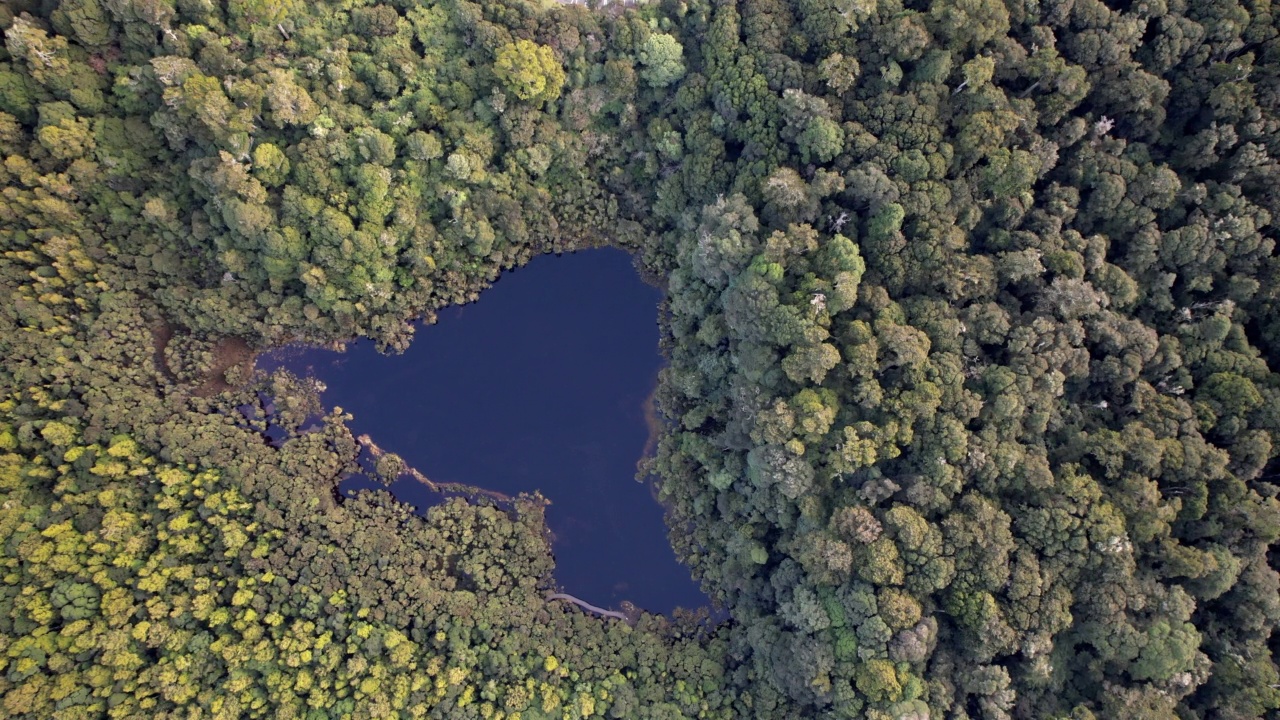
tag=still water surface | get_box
[262,248,707,614]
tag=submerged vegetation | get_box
[0,0,1278,717]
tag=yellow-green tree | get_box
[493,40,565,104]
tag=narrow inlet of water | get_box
[259,248,708,614]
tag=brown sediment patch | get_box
[261,337,350,366]
[193,336,256,397]
[151,319,176,382]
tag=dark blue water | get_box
[261,248,707,614]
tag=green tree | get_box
[252,143,291,187]
[1130,621,1201,683]
[639,33,687,88]
[493,40,565,104]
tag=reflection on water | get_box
[259,248,709,615]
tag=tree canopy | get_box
[1,0,1279,717]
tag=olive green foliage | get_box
[2,0,1280,718]
[493,39,565,104]
[0,175,736,719]
[4,0,649,354]
[0,398,734,717]
[636,0,1280,718]
[0,0,746,717]
[637,33,685,89]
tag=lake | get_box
[259,248,708,615]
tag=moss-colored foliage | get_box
[643,0,1280,717]
[251,142,290,188]
[493,39,565,105]
[637,33,686,89]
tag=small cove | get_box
[258,248,708,615]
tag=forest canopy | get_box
[1,0,1279,718]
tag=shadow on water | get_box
[257,248,711,616]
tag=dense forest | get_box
[1,0,1278,717]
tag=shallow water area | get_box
[259,248,708,615]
